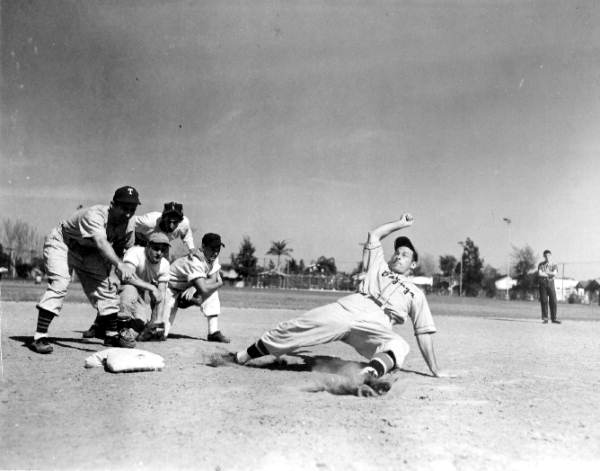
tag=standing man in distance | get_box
[538,249,561,324]
[30,186,141,354]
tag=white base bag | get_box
[85,348,165,373]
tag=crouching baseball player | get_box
[29,186,141,354]
[230,214,447,384]
[118,232,171,341]
[162,233,229,342]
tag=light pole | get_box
[458,241,465,297]
[503,217,512,300]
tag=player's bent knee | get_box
[383,339,410,367]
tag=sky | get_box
[2,0,600,278]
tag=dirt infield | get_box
[1,297,600,470]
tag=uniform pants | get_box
[37,227,120,317]
[119,284,155,325]
[164,286,221,324]
[260,301,410,365]
[539,279,558,321]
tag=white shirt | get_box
[337,242,436,335]
[168,252,220,291]
[133,211,195,251]
[123,246,170,285]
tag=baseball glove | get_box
[117,327,137,349]
[177,295,201,309]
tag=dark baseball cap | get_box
[113,186,141,205]
[163,201,183,219]
[394,236,418,262]
[543,249,552,256]
[202,233,225,250]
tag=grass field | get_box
[1,282,600,470]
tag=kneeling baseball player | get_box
[229,214,448,385]
[162,232,229,342]
[118,232,171,341]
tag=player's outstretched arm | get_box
[415,332,441,377]
[367,213,414,246]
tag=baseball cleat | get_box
[551,319,562,324]
[82,323,105,339]
[29,337,53,354]
[207,331,230,343]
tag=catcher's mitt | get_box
[177,295,201,309]
[117,327,137,348]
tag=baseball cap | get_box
[202,233,225,250]
[543,249,552,256]
[394,236,418,262]
[148,232,171,246]
[113,186,141,205]
[162,201,184,219]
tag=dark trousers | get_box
[539,279,558,320]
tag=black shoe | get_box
[29,337,53,354]
[207,331,230,343]
[542,319,548,324]
[551,319,562,324]
[82,323,105,339]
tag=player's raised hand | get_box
[399,213,414,228]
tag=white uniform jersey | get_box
[338,241,436,335]
[123,246,170,286]
[133,211,195,251]
[168,252,220,291]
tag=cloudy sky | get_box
[2,0,600,277]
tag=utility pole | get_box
[458,241,465,297]
[503,217,512,300]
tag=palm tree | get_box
[266,240,293,272]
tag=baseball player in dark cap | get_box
[227,214,448,384]
[30,186,141,354]
[161,232,230,342]
[133,201,196,258]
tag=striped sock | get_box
[100,314,118,336]
[247,339,269,359]
[368,351,396,377]
[35,308,55,336]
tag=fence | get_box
[246,273,357,292]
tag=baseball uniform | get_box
[120,245,170,322]
[260,240,436,364]
[162,251,222,337]
[37,204,135,317]
[133,211,195,252]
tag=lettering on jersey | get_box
[381,270,415,298]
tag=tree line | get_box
[0,217,563,299]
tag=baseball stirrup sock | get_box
[100,314,118,335]
[247,339,269,359]
[36,308,55,334]
[368,351,396,377]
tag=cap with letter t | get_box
[113,186,141,205]
[202,233,225,250]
